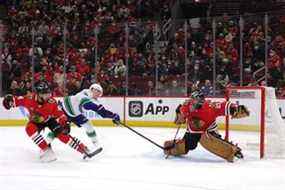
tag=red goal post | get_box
[225,86,266,159]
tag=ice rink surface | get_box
[1,126,285,190]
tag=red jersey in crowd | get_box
[180,100,233,133]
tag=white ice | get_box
[0,127,285,190]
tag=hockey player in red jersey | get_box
[164,90,249,162]
[2,81,98,162]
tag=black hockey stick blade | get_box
[83,147,103,159]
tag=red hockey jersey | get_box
[180,99,233,133]
[13,93,67,125]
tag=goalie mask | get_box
[190,90,205,109]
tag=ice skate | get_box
[92,138,102,150]
[40,146,57,162]
[234,148,244,159]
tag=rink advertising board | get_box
[1,97,285,131]
[126,97,186,127]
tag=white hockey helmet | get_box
[89,83,103,95]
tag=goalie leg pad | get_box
[164,139,188,156]
[199,132,242,162]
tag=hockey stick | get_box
[165,124,182,159]
[117,121,165,150]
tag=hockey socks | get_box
[46,131,88,153]
[81,122,99,145]
[66,135,103,159]
[67,136,87,154]
[26,124,49,151]
[30,132,49,151]
[55,133,93,156]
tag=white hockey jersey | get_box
[61,89,99,117]
[61,89,115,119]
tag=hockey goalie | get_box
[164,90,250,162]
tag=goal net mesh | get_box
[226,86,285,159]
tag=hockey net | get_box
[225,86,285,159]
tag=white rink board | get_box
[1,97,285,129]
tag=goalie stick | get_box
[117,121,165,150]
[165,124,182,159]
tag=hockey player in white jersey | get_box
[46,83,120,152]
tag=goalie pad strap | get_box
[199,132,240,162]
[164,139,188,156]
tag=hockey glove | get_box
[112,114,121,125]
[3,94,14,110]
[45,118,65,137]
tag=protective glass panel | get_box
[156,19,187,97]
[97,22,126,96]
[3,16,34,96]
[127,20,156,96]
[268,13,285,98]
[213,15,240,96]
[242,14,266,86]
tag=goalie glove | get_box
[3,94,14,110]
[230,105,250,119]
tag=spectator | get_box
[166,80,186,97]
[2,1,285,98]
[201,80,214,97]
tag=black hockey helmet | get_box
[35,81,51,94]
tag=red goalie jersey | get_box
[180,99,234,134]
[13,93,67,125]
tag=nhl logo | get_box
[129,101,143,117]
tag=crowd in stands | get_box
[1,0,285,97]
